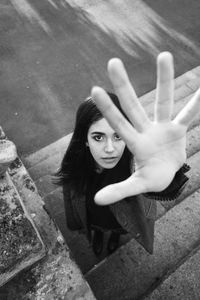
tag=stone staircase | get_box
[23,66,200,300]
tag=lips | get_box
[102,157,118,162]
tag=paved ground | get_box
[1,0,200,157]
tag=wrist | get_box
[144,163,190,201]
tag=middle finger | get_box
[155,52,174,122]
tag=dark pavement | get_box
[1,0,200,157]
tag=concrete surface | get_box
[0,129,95,299]
[1,0,200,157]
[146,247,200,300]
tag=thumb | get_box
[94,176,147,205]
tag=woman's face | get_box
[87,118,126,170]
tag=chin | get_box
[103,165,115,169]
[101,162,118,169]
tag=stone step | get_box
[35,174,56,198]
[86,188,200,300]
[145,246,200,299]
[23,133,73,170]
[186,125,200,157]
[23,134,72,183]
[140,66,200,106]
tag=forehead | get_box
[88,118,115,134]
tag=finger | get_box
[155,52,174,122]
[174,87,200,127]
[94,177,147,205]
[107,58,151,132]
[91,86,139,148]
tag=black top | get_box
[86,170,122,230]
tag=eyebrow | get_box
[90,131,105,135]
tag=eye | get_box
[114,133,122,140]
[93,134,103,141]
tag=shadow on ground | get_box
[0,0,200,156]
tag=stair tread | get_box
[146,246,200,299]
[23,133,72,169]
[139,65,200,106]
[86,188,200,300]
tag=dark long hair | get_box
[55,92,132,195]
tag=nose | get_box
[104,139,115,153]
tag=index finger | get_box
[91,86,139,148]
[108,58,151,132]
[155,52,174,122]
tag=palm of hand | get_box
[92,52,200,205]
[129,122,186,192]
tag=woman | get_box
[55,92,190,256]
[56,51,200,256]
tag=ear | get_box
[86,141,89,146]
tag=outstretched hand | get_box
[91,52,200,205]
